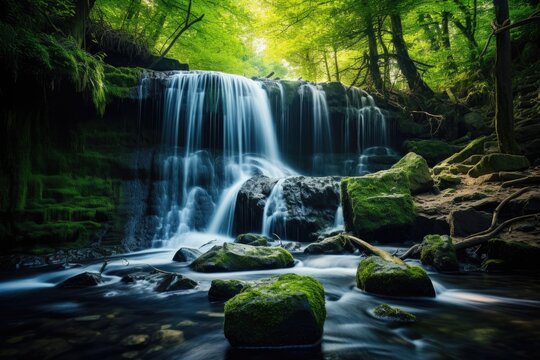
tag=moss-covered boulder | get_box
[356,256,435,297]
[234,233,270,247]
[486,239,540,270]
[468,154,530,178]
[341,170,415,239]
[391,152,433,194]
[420,235,458,272]
[443,136,488,165]
[208,279,248,301]
[224,274,326,347]
[304,234,356,254]
[403,139,461,166]
[373,304,416,322]
[190,243,294,273]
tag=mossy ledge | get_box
[224,274,326,347]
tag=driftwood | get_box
[331,233,406,265]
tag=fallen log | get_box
[331,233,406,265]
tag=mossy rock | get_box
[209,279,249,301]
[234,233,270,247]
[356,256,435,297]
[304,234,356,254]
[436,172,462,190]
[373,304,416,322]
[487,239,540,270]
[224,274,326,347]
[190,243,294,273]
[341,169,415,238]
[403,139,461,166]
[468,154,530,178]
[481,259,507,272]
[442,136,488,165]
[391,152,433,194]
[420,234,458,272]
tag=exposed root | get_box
[332,233,406,265]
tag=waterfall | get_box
[261,178,288,238]
[146,71,292,247]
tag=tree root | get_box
[502,176,540,188]
[332,233,406,265]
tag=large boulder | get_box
[420,234,459,272]
[468,154,530,178]
[190,243,294,272]
[356,256,435,297]
[224,274,326,347]
[234,175,341,241]
[233,176,278,235]
[391,152,433,194]
[486,239,540,271]
[449,208,491,237]
[341,169,415,241]
[304,234,356,254]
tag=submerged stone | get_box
[304,234,356,254]
[373,304,416,322]
[468,154,530,178]
[224,274,326,347]
[391,152,433,194]
[356,256,435,297]
[190,243,294,272]
[172,247,202,262]
[208,279,248,301]
[234,233,270,247]
[341,169,415,240]
[57,272,103,288]
[121,270,197,292]
[420,234,459,272]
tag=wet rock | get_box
[121,334,149,347]
[233,176,279,235]
[486,239,540,270]
[234,233,270,247]
[391,152,433,194]
[304,234,356,254]
[190,243,294,272]
[373,304,416,322]
[341,169,415,241]
[449,208,491,237]
[468,154,530,178]
[57,272,103,288]
[172,247,202,262]
[224,274,325,347]
[155,329,184,345]
[356,256,435,297]
[420,234,458,272]
[412,213,450,241]
[121,270,197,292]
[208,279,248,301]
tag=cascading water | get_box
[141,71,395,247]
[147,71,292,248]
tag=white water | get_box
[261,178,288,238]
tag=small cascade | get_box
[357,146,400,175]
[334,206,344,229]
[261,178,288,238]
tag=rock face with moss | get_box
[224,274,326,347]
[391,152,433,194]
[468,154,530,178]
[356,256,435,297]
[341,169,415,241]
[373,304,416,322]
[304,234,356,254]
[420,234,458,271]
[190,243,294,272]
[234,233,270,247]
[403,139,461,166]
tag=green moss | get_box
[440,136,488,165]
[356,256,435,297]
[391,152,433,194]
[104,65,143,99]
[373,304,416,322]
[224,274,325,347]
[341,169,415,237]
[403,139,461,166]
[420,234,458,271]
[234,233,270,246]
[191,243,294,272]
[209,279,249,301]
[468,154,530,178]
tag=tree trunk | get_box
[442,11,457,71]
[333,46,340,82]
[71,0,97,48]
[377,17,391,92]
[493,0,519,154]
[366,17,383,91]
[323,50,332,81]
[390,14,434,96]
